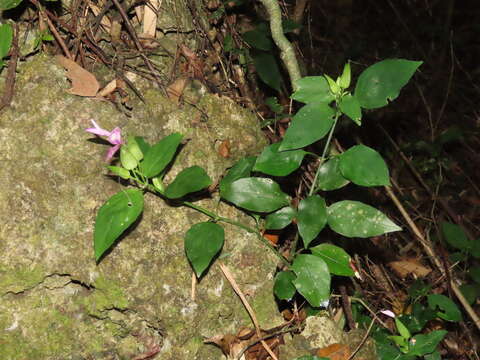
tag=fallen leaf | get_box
[97,79,117,98]
[56,55,100,97]
[316,343,351,360]
[263,232,279,246]
[167,77,188,104]
[388,258,432,279]
[218,139,230,158]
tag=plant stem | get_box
[258,0,301,91]
[308,110,341,196]
[183,201,290,266]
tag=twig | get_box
[29,0,72,59]
[340,285,355,331]
[218,262,278,360]
[347,315,375,360]
[110,0,164,91]
[0,24,19,113]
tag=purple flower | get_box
[86,120,123,161]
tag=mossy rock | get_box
[0,55,280,360]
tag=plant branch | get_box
[258,0,302,91]
[308,110,340,196]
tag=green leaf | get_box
[265,206,296,230]
[254,142,307,176]
[339,62,351,89]
[291,254,330,307]
[0,0,22,11]
[471,239,480,258]
[282,18,301,33]
[265,97,283,114]
[459,284,480,305]
[407,279,432,300]
[219,156,256,194]
[94,189,144,261]
[441,221,470,251]
[339,94,362,125]
[376,342,414,360]
[469,266,480,283]
[185,222,224,277]
[242,27,273,51]
[120,146,139,170]
[427,294,462,322]
[164,166,212,199]
[354,59,423,109]
[310,244,354,276]
[279,102,335,151]
[107,165,130,180]
[327,200,401,238]
[291,76,335,104]
[293,356,327,360]
[395,318,411,340]
[339,145,390,186]
[273,271,297,300]
[252,51,282,91]
[316,157,350,191]
[134,136,151,156]
[125,136,143,161]
[297,195,327,248]
[221,177,290,212]
[324,74,340,95]
[141,133,183,178]
[0,24,13,59]
[408,330,447,356]
[424,350,442,360]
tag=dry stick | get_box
[29,0,72,59]
[385,186,480,331]
[0,24,19,113]
[347,316,376,360]
[340,285,355,331]
[217,263,278,360]
[110,0,164,91]
[377,124,476,242]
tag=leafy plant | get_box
[88,59,421,311]
[0,23,13,70]
[374,283,462,359]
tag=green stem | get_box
[136,176,290,265]
[183,201,290,266]
[308,110,341,196]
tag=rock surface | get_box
[0,55,282,359]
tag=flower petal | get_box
[106,144,121,161]
[380,310,396,318]
[107,127,123,145]
[86,127,111,137]
[86,119,111,137]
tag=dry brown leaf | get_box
[218,139,230,158]
[97,79,117,98]
[263,232,279,246]
[166,77,188,104]
[388,258,432,279]
[142,0,160,37]
[56,55,100,97]
[316,343,351,360]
